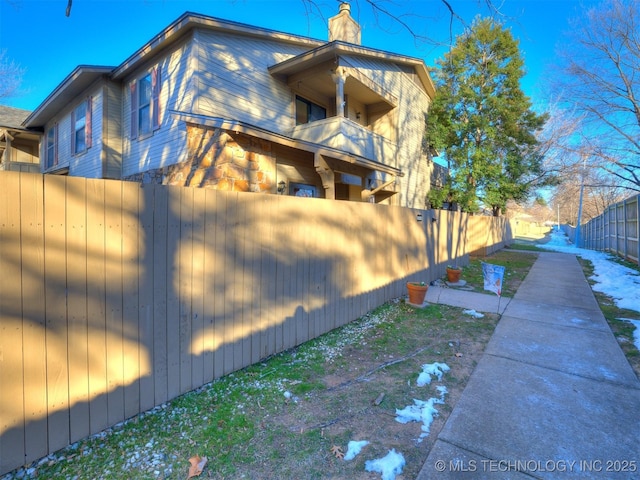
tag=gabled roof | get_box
[269,40,435,99]
[23,66,115,128]
[0,105,32,130]
[111,12,325,80]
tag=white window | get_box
[71,97,91,155]
[138,73,152,136]
[130,66,161,139]
[71,98,92,155]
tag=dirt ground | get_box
[232,301,501,479]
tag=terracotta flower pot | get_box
[406,282,428,305]
[446,267,462,283]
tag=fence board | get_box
[152,185,169,405]
[104,179,125,426]
[245,195,261,365]
[211,189,226,380]
[202,189,217,383]
[260,195,276,360]
[165,186,181,400]
[66,178,90,443]
[0,172,26,471]
[42,175,70,454]
[179,187,194,395]
[85,178,109,435]
[223,193,238,374]
[191,188,206,389]
[139,184,155,412]
[19,173,48,462]
[122,183,141,419]
[235,193,249,371]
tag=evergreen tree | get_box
[426,17,548,215]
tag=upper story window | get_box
[295,95,326,125]
[71,97,92,155]
[130,66,161,139]
[45,124,58,169]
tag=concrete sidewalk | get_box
[417,251,640,479]
[425,284,511,315]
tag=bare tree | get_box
[0,49,25,99]
[552,0,640,192]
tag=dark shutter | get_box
[130,81,138,139]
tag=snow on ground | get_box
[395,386,448,440]
[416,362,450,386]
[347,362,450,479]
[344,440,369,461]
[540,229,640,349]
[364,449,406,480]
[463,309,485,318]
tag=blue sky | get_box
[1,0,598,113]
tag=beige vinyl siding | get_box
[122,36,194,177]
[41,82,111,179]
[72,89,102,179]
[193,29,307,134]
[344,56,432,208]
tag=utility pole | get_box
[574,155,587,248]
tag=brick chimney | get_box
[328,2,361,45]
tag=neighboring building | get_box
[23,3,440,207]
[0,105,41,173]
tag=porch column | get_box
[315,154,335,199]
[331,68,346,117]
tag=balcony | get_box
[290,116,397,164]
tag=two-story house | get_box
[23,3,437,207]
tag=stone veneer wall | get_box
[125,124,277,193]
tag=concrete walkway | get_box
[417,251,640,479]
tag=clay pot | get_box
[406,282,428,305]
[446,267,462,283]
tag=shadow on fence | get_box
[0,171,513,474]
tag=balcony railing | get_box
[290,116,397,163]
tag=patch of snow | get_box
[416,362,450,386]
[364,449,406,480]
[463,309,484,318]
[344,440,369,461]
[395,386,448,440]
[618,318,640,351]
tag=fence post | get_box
[636,196,640,265]
[623,198,628,260]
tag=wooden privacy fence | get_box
[580,194,639,265]
[0,171,513,474]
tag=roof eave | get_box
[23,66,115,128]
[269,41,436,99]
[111,11,325,81]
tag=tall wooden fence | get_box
[567,194,639,265]
[0,171,513,474]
